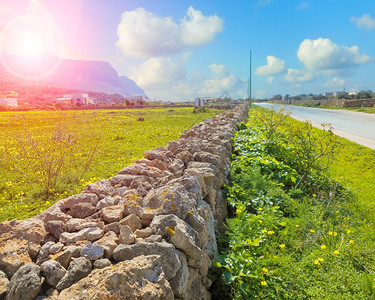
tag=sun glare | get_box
[0,14,63,80]
[16,31,45,57]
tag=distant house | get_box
[324,92,333,98]
[195,97,218,107]
[0,98,18,107]
[61,93,93,105]
[333,91,347,98]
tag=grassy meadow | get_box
[212,106,375,299]
[0,107,221,222]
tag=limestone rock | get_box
[66,202,96,219]
[144,235,163,243]
[0,218,47,276]
[45,220,65,239]
[40,260,67,287]
[57,255,173,300]
[56,257,92,291]
[49,249,73,269]
[86,227,104,241]
[142,183,191,220]
[93,231,118,259]
[96,196,117,210]
[93,258,111,269]
[6,263,41,300]
[0,270,9,299]
[134,227,153,238]
[59,193,98,216]
[83,179,115,197]
[0,238,32,278]
[150,214,203,262]
[196,200,218,260]
[119,225,136,245]
[119,214,142,232]
[103,222,120,234]
[113,242,181,280]
[59,227,92,244]
[65,219,104,233]
[81,243,104,260]
[101,205,124,223]
[169,250,189,298]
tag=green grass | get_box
[0,107,221,222]
[212,107,375,299]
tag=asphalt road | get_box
[256,103,375,150]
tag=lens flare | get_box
[0,15,63,80]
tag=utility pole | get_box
[249,50,252,108]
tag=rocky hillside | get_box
[0,53,146,98]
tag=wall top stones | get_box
[0,104,249,300]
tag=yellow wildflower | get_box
[279,244,285,249]
[333,250,339,255]
[261,281,267,286]
[320,244,327,250]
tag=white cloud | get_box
[130,54,189,90]
[199,63,244,94]
[285,68,315,82]
[0,5,11,14]
[297,38,372,70]
[180,7,224,46]
[267,77,274,84]
[255,56,287,76]
[350,14,375,30]
[116,6,223,58]
[324,77,346,88]
[138,62,247,101]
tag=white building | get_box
[0,98,18,107]
[62,93,93,105]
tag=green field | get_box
[0,107,221,222]
[213,107,375,299]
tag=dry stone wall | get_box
[0,104,248,300]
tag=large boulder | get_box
[113,242,181,280]
[6,263,41,300]
[150,214,203,262]
[40,259,67,287]
[142,183,191,220]
[56,257,92,291]
[57,255,173,300]
[0,219,47,277]
[0,270,9,299]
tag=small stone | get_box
[93,258,111,269]
[81,243,104,260]
[49,249,72,269]
[93,231,119,259]
[87,227,104,241]
[103,222,120,234]
[134,227,153,238]
[56,257,92,291]
[40,259,67,287]
[119,214,142,232]
[144,235,163,243]
[101,205,125,223]
[119,225,136,245]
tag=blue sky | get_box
[1,0,375,101]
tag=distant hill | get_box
[0,53,146,98]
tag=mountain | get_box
[0,53,146,98]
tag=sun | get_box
[16,31,45,57]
